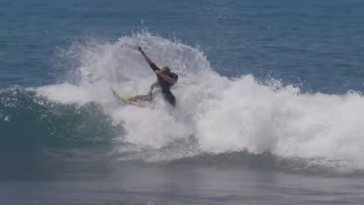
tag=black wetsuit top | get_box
[150,63,178,106]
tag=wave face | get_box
[3,32,364,175]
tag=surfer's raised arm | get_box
[137,46,160,71]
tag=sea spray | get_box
[33,32,364,173]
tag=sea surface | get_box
[1,0,364,204]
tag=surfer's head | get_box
[161,66,171,75]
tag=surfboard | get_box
[110,87,144,107]
[110,87,132,104]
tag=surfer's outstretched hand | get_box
[137,45,143,52]
[137,45,153,66]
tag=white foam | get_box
[35,32,364,171]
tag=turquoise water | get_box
[1,0,364,204]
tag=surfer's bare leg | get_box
[128,82,157,102]
[128,94,152,102]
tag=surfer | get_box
[128,46,178,107]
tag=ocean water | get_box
[1,0,364,204]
